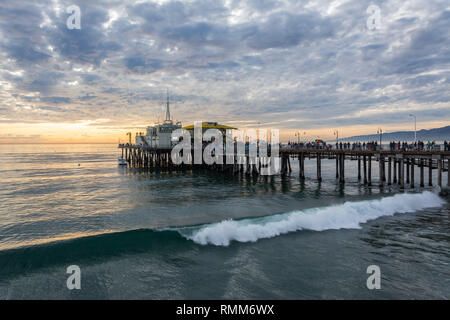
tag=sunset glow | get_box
[1,1,449,144]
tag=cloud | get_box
[44,5,122,66]
[385,10,450,75]
[0,0,448,136]
[4,41,51,64]
[241,11,336,50]
[40,96,72,104]
[124,57,164,73]
[39,106,65,112]
[0,134,41,139]
[4,71,66,94]
[79,94,97,101]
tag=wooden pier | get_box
[279,149,450,189]
[119,144,450,189]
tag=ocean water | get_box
[0,144,448,299]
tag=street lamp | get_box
[409,114,417,144]
[334,130,339,149]
[377,128,383,150]
[295,131,300,144]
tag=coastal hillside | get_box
[340,125,450,142]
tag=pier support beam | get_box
[252,162,259,176]
[400,157,405,189]
[379,155,384,187]
[363,155,367,184]
[368,155,372,186]
[393,159,397,184]
[448,159,450,187]
[357,156,361,180]
[299,153,305,179]
[406,159,410,184]
[336,155,339,179]
[298,155,302,179]
[316,153,322,182]
[258,156,262,173]
[388,157,392,185]
[281,155,287,177]
[410,158,415,188]
[429,159,433,186]
[420,159,424,187]
[339,153,345,183]
[437,156,442,188]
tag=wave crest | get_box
[180,191,445,246]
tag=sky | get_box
[0,0,449,143]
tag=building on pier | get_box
[135,91,182,149]
[182,122,237,143]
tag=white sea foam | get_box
[181,191,445,246]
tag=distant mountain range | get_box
[340,125,450,142]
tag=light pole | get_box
[295,131,300,144]
[334,130,339,149]
[377,128,383,150]
[409,114,417,144]
[257,121,261,144]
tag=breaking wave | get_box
[180,191,445,246]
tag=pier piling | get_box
[420,159,424,187]
[388,157,392,185]
[393,158,397,184]
[379,155,384,187]
[357,156,361,180]
[363,155,367,184]
[317,153,322,182]
[300,153,305,179]
[339,153,345,183]
[448,159,450,187]
[406,159,410,184]
[437,156,442,188]
[336,156,339,179]
[429,159,433,186]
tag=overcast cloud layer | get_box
[0,0,449,140]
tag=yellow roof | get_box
[182,123,237,130]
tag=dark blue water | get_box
[0,144,448,299]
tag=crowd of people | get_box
[287,141,331,150]
[388,140,444,151]
[335,141,379,150]
[285,140,450,151]
[287,141,381,150]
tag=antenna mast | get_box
[165,89,171,122]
